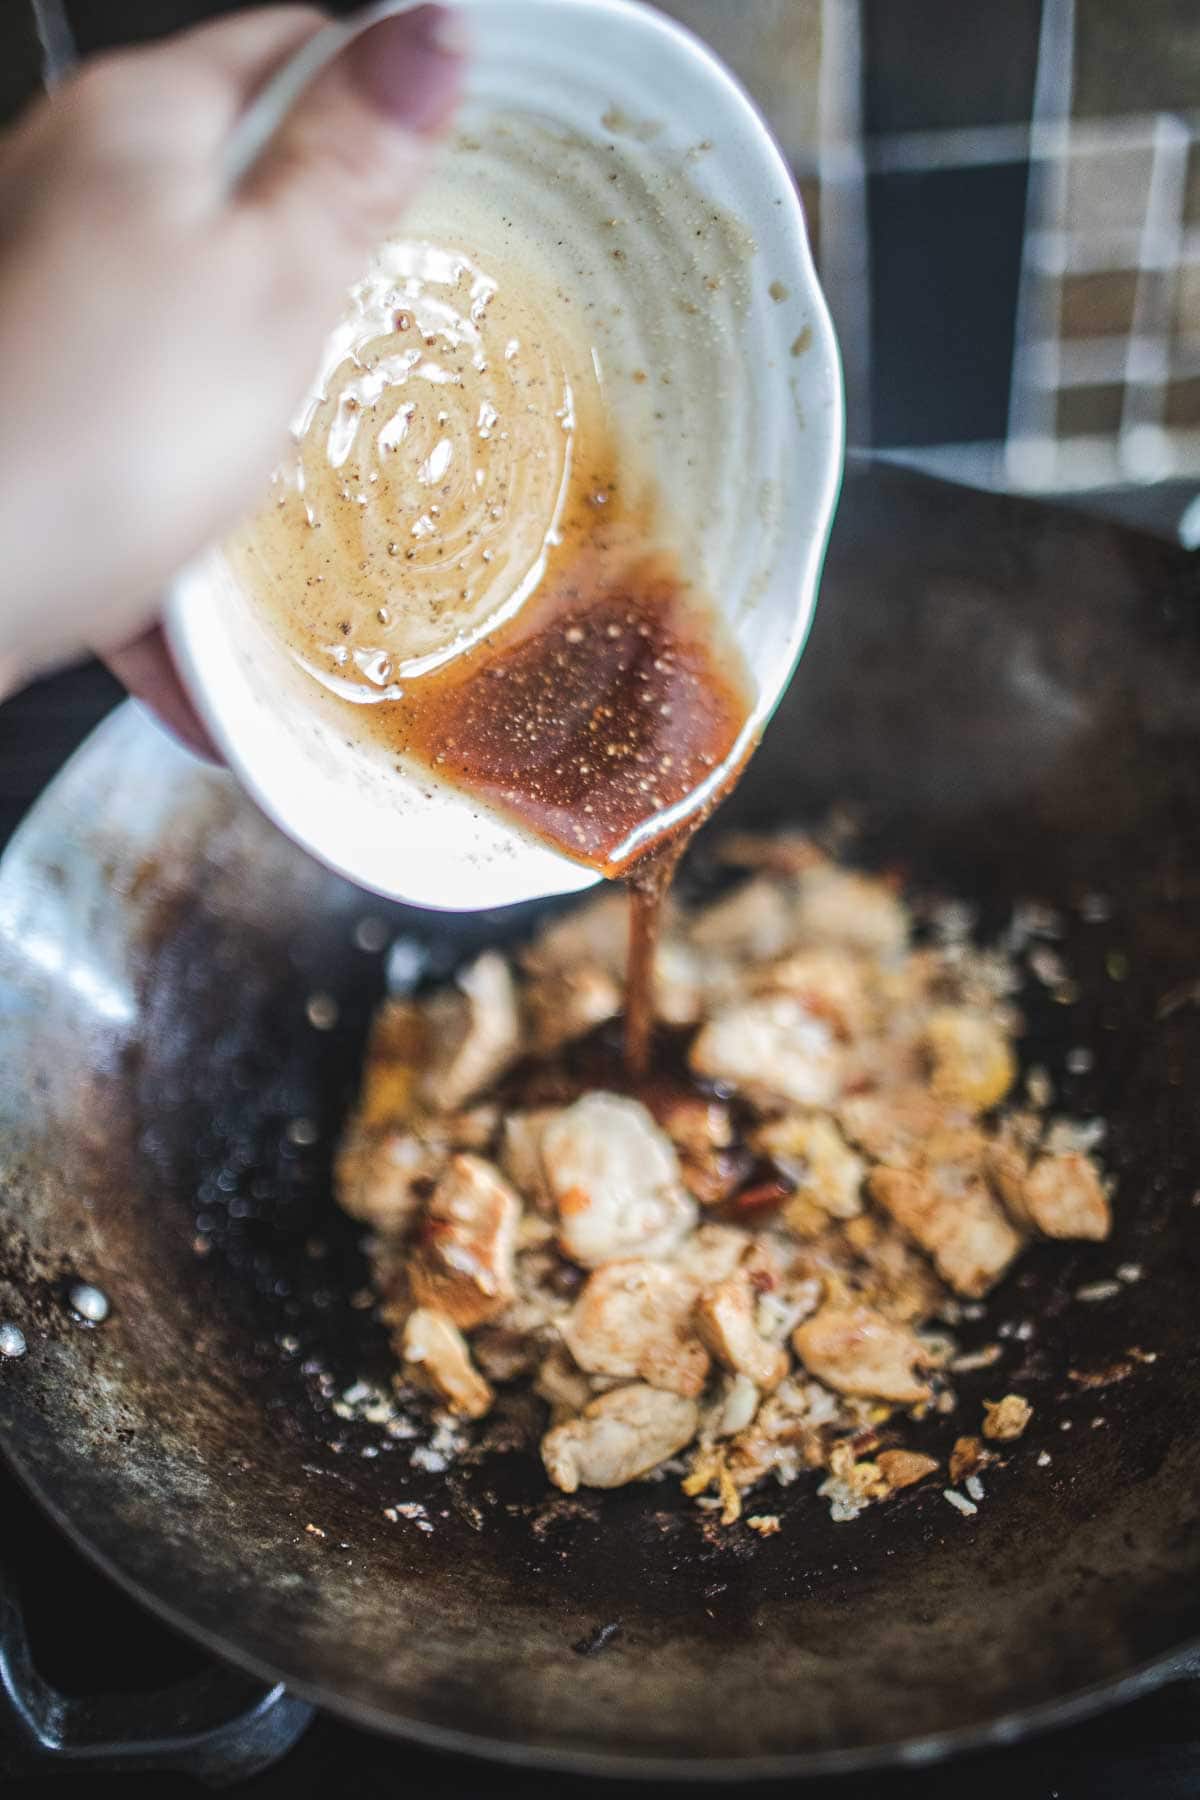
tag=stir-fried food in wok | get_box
[337,837,1112,1523]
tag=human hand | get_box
[0,4,463,753]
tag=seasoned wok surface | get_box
[0,464,1198,1771]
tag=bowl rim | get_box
[165,0,845,911]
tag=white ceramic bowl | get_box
[166,0,844,912]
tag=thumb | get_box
[239,4,465,261]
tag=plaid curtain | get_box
[15,0,1200,494]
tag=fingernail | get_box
[346,5,466,135]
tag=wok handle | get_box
[0,1573,313,1787]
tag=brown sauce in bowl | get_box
[390,551,749,873]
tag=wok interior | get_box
[2,464,1199,1769]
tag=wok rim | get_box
[2,1429,1196,1779]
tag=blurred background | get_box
[666,0,1200,541]
[7,0,1200,540]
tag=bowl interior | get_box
[167,0,842,912]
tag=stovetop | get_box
[2,670,1200,1799]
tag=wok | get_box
[1,461,1199,1779]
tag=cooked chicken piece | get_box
[658,943,734,1029]
[401,1308,493,1419]
[755,1114,865,1230]
[534,1344,595,1422]
[754,948,871,1040]
[406,1154,520,1329]
[1025,1151,1110,1239]
[542,1384,699,1492]
[689,877,796,961]
[355,998,426,1130]
[690,997,840,1108]
[983,1132,1031,1217]
[990,1149,1111,1241]
[542,1094,697,1268]
[716,830,825,876]
[842,1213,948,1324]
[983,1108,1044,1195]
[420,952,522,1112]
[654,940,721,1028]
[838,1089,967,1166]
[793,1304,932,1404]
[499,1109,560,1213]
[695,1275,789,1391]
[982,1393,1032,1440]
[869,1164,1023,1299]
[673,1222,752,1287]
[924,1008,1015,1113]
[877,1449,938,1490]
[563,1260,710,1397]
[948,1436,987,1483]
[524,964,621,1055]
[527,939,731,1038]
[839,1033,930,1103]
[792,867,909,957]
[522,890,634,979]
[335,1126,444,1236]
[704,1371,761,1438]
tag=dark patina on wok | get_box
[0,463,1198,1776]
